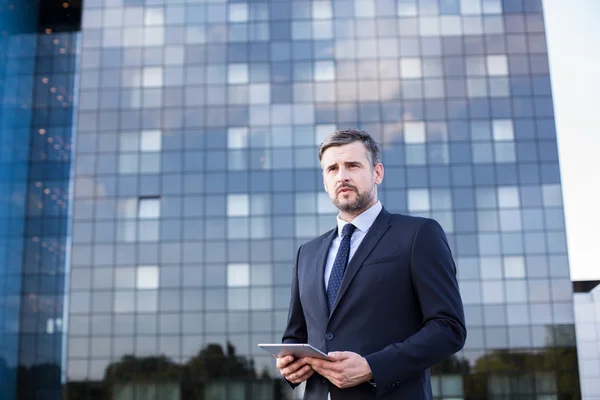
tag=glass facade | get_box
[0,2,38,397]
[1,0,583,399]
[574,281,600,400]
[0,1,80,399]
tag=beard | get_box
[333,184,375,213]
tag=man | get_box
[276,129,466,399]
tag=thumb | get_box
[327,351,349,361]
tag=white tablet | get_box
[257,343,331,360]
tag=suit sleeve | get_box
[281,245,307,389]
[282,245,308,344]
[364,219,467,396]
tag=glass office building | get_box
[1,0,581,399]
[1,0,80,399]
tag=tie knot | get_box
[341,223,356,237]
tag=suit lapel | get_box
[329,208,391,318]
[316,228,337,319]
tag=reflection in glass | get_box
[137,266,159,289]
[227,194,250,217]
[408,188,431,212]
[142,67,163,87]
[229,3,248,22]
[228,63,249,84]
[404,121,426,144]
[314,61,335,81]
[227,264,250,287]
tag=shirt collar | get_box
[336,201,383,236]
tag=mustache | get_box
[337,184,358,194]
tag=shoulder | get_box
[297,228,335,254]
[385,210,445,234]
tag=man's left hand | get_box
[303,351,373,389]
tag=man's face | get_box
[321,141,384,214]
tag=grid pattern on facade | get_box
[16,31,79,400]
[66,0,580,399]
[1,24,78,400]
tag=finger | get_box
[304,358,327,369]
[288,365,310,383]
[294,370,314,384]
[327,351,349,361]
[293,365,313,382]
[281,360,305,377]
[276,355,294,369]
[288,359,307,372]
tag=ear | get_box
[374,163,384,185]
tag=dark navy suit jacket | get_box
[282,208,466,399]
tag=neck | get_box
[338,198,378,222]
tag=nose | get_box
[336,167,350,182]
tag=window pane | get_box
[228,127,249,149]
[354,0,375,17]
[497,186,520,208]
[228,63,249,84]
[404,121,426,143]
[314,61,335,81]
[400,58,422,78]
[142,67,163,87]
[229,3,248,22]
[120,132,139,151]
[227,194,249,216]
[119,154,138,174]
[487,55,508,76]
[228,263,250,287]
[114,291,135,313]
[138,197,161,218]
[408,189,430,212]
[312,1,332,19]
[492,119,514,141]
[137,266,159,289]
[397,0,418,16]
[315,124,335,145]
[116,268,136,289]
[461,0,482,15]
[140,130,162,151]
[504,256,525,278]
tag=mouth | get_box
[338,187,354,194]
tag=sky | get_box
[543,0,600,281]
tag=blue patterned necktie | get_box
[326,223,356,313]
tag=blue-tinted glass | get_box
[496,164,519,184]
[454,211,477,232]
[443,142,467,165]
[452,165,474,186]
[503,0,524,13]
[228,172,250,193]
[429,166,452,187]
[490,99,512,118]
[540,163,561,184]
[453,188,476,210]
[440,0,460,14]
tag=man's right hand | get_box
[276,355,314,384]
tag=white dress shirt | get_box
[322,201,382,399]
[324,201,383,289]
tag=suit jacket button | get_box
[325,332,334,340]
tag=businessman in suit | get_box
[275,129,466,399]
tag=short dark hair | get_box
[318,128,381,167]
